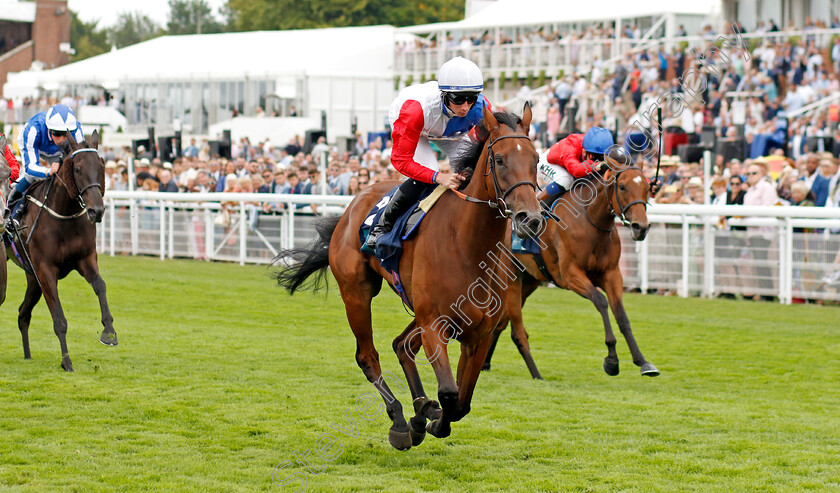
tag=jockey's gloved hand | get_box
[597,161,611,173]
[650,177,663,197]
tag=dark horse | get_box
[483,154,659,379]
[6,131,117,371]
[275,105,544,450]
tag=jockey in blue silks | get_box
[7,104,84,226]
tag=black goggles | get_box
[445,92,479,105]
[49,130,68,137]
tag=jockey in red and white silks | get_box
[536,127,614,207]
[387,80,492,184]
[364,57,492,251]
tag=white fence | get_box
[98,192,840,304]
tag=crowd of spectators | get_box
[501,17,840,211]
[97,132,405,221]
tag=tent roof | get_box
[401,0,718,33]
[23,25,397,85]
[0,0,36,23]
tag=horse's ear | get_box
[90,130,99,150]
[520,101,533,131]
[0,134,6,150]
[67,132,79,149]
[482,105,498,132]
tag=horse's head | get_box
[605,148,649,241]
[62,130,105,223]
[477,103,543,239]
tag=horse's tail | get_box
[272,215,341,294]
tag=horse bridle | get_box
[584,165,648,233]
[454,133,538,218]
[610,166,648,226]
[63,148,104,210]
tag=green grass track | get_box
[0,256,837,492]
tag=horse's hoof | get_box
[409,426,426,446]
[409,414,427,443]
[640,363,660,377]
[426,419,451,439]
[414,397,442,421]
[99,331,118,346]
[61,360,74,372]
[603,358,620,376]
[388,428,412,451]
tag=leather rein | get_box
[34,147,103,220]
[452,134,538,218]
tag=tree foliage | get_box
[69,11,109,62]
[167,0,225,35]
[224,0,465,31]
[108,11,163,49]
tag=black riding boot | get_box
[540,186,566,211]
[5,188,23,229]
[364,181,423,251]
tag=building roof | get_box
[401,0,719,33]
[0,0,36,23]
[9,25,397,88]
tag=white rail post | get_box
[109,199,116,256]
[239,201,247,266]
[786,219,794,304]
[130,198,138,256]
[205,206,214,262]
[288,203,296,250]
[782,218,793,304]
[703,215,716,298]
[159,200,166,261]
[168,204,175,259]
[681,215,690,297]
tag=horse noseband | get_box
[67,148,104,209]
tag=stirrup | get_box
[364,227,384,250]
[5,218,19,234]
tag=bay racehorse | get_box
[6,131,117,371]
[483,153,659,379]
[274,105,544,450]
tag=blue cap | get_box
[582,127,614,155]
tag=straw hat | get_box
[686,176,703,188]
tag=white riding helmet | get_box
[438,57,483,93]
[44,104,78,133]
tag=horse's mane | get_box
[448,110,523,176]
[29,142,90,198]
[571,166,610,190]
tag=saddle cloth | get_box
[358,183,448,310]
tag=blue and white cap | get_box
[45,104,78,132]
[438,57,483,93]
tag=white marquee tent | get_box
[4,25,401,138]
